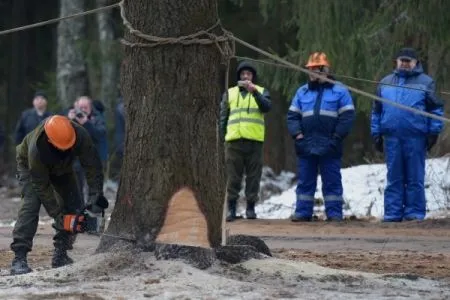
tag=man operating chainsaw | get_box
[10,115,108,275]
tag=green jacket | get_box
[16,121,104,217]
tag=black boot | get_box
[51,248,74,268]
[291,215,312,222]
[246,202,257,219]
[10,250,32,275]
[226,200,237,222]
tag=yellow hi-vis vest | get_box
[225,85,266,142]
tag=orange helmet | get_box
[305,52,330,68]
[44,116,76,150]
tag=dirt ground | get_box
[229,218,450,279]
[0,218,449,280]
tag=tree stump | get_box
[226,234,272,257]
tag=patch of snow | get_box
[0,220,16,227]
[252,158,450,219]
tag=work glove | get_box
[330,133,342,148]
[87,193,109,214]
[373,136,383,153]
[52,213,65,231]
[427,135,438,151]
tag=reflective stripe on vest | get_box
[225,85,265,142]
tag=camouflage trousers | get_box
[11,172,83,253]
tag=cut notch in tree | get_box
[156,187,210,249]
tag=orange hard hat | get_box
[44,116,76,150]
[305,52,330,68]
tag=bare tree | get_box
[56,0,89,108]
[96,0,119,108]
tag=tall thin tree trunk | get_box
[56,0,88,108]
[96,0,118,108]
[7,0,28,157]
[99,0,225,249]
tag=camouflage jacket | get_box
[16,120,104,216]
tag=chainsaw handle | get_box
[63,214,86,233]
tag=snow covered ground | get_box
[250,157,450,220]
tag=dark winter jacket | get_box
[371,63,444,137]
[16,121,103,217]
[287,81,355,157]
[115,100,125,158]
[91,101,108,163]
[15,108,52,145]
[83,109,107,163]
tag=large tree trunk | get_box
[56,0,89,108]
[96,0,119,108]
[99,0,225,251]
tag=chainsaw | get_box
[62,207,136,243]
[63,208,104,234]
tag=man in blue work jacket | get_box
[371,47,444,222]
[287,52,355,222]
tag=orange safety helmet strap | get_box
[305,52,330,68]
[44,116,76,150]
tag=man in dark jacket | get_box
[371,47,444,222]
[11,115,107,275]
[92,100,109,167]
[219,61,271,221]
[68,96,107,202]
[287,52,355,222]
[15,91,52,145]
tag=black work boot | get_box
[10,250,32,275]
[291,215,312,222]
[51,248,74,268]
[245,202,257,219]
[226,200,237,222]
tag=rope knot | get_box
[119,1,235,65]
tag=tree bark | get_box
[100,0,225,250]
[96,0,119,108]
[56,0,89,108]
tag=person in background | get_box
[15,91,52,145]
[219,61,271,222]
[68,96,107,203]
[371,47,444,222]
[287,52,355,222]
[92,99,109,169]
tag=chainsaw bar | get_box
[88,232,137,243]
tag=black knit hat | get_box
[34,90,47,99]
[396,47,418,60]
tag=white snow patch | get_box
[252,157,450,219]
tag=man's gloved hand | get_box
[330,134,342,149]
[427,135,438,151]
[52,213,65,231]
[373,135,383,153]
[87,193,109,214]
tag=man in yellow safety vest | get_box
[219,61,271,222]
